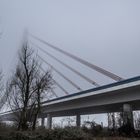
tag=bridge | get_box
[0,33,139,129]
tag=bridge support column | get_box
[47,114,52,129]
[123,104,134,128]
[41,117,45,127]
[76,114,81,127]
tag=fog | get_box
[0,0,140,125]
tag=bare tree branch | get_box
[8,43,53,131]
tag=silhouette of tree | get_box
[7,43,53,131]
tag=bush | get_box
[0,127,91,140]
[0,125,139,140]
[82,121,103,137]
[118,123,134,136]
[38,127,91,140]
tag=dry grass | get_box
[92,138,139,140]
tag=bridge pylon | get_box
[123,104,134,129]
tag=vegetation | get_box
[0,123,139,140]
[6,42,53,131]
[0,70,7,111]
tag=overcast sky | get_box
[0,0,140,95]
[0,0,140,93]
[0,0,140,126]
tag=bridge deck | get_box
[1,76,140,120]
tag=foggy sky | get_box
[0,0,140,126]
[0,0,140,93]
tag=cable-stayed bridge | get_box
[0,33,140,129]
[29,34,123,97]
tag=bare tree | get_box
[134,112,140,130]
[32,70,52,130]
[0,70,8,111]
[0,70,4,110]
[107,112,123,131]
[8,43,53,131]
[0,70,3,92]
[107,113,115,130]
[116,112,123,128]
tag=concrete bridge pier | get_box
[41,117,45,127]
[123,104,134,128]
[47,114,52,129]
[76,114,81,127]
